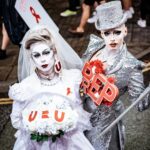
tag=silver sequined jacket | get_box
[82,34,150,150]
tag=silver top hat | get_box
[95,1,127,30]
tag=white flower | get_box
[22,93,79,136]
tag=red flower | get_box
[107,77,116,84]
[89,60,105,74]
[81,59,118,107]
[102,100,113,106]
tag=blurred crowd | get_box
[0,0,150,60]
[61,0,150,36]
[0,0,28,60]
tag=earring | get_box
[54,55,61,73]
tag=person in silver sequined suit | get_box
[82,1,150,150]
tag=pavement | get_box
[0,0,150,149]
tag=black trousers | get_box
[1,0,29,45]
[69,0,80,11]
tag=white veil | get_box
[18,25,83,81]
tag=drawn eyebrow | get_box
[114,30,121,31]
[32,52,40,54]
[43,48,51,52]
[32,48,50,54]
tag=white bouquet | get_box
[22,93,79,141]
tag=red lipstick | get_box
[110,43,117,47]
[42,64,48,68]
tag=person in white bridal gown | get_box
[9,26,94,150]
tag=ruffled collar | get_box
[106,43,127,74]
[90,43,127,75]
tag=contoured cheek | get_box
[102,26,126,50]
[31,43,55,72]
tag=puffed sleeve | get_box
[10,101,24,129]
[9,83,26,101]
[8,77,33,129]
[128,68,150,111]
[9,73,38,102]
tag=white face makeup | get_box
[31,43,55,73]
[101,25,127,51]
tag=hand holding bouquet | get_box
[22,93,79,142]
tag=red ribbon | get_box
[30,6,41,23]
[67,87,71,95]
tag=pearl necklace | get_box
[36,69,60,86]
[40,76,60,86]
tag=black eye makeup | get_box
[103,31,111,36]
[113,30,121,35]
[103,30,122,37]
[32,53,40,58]
[32,48,52,58]
[42,50,51,55]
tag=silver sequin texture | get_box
[82,35,150,150]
